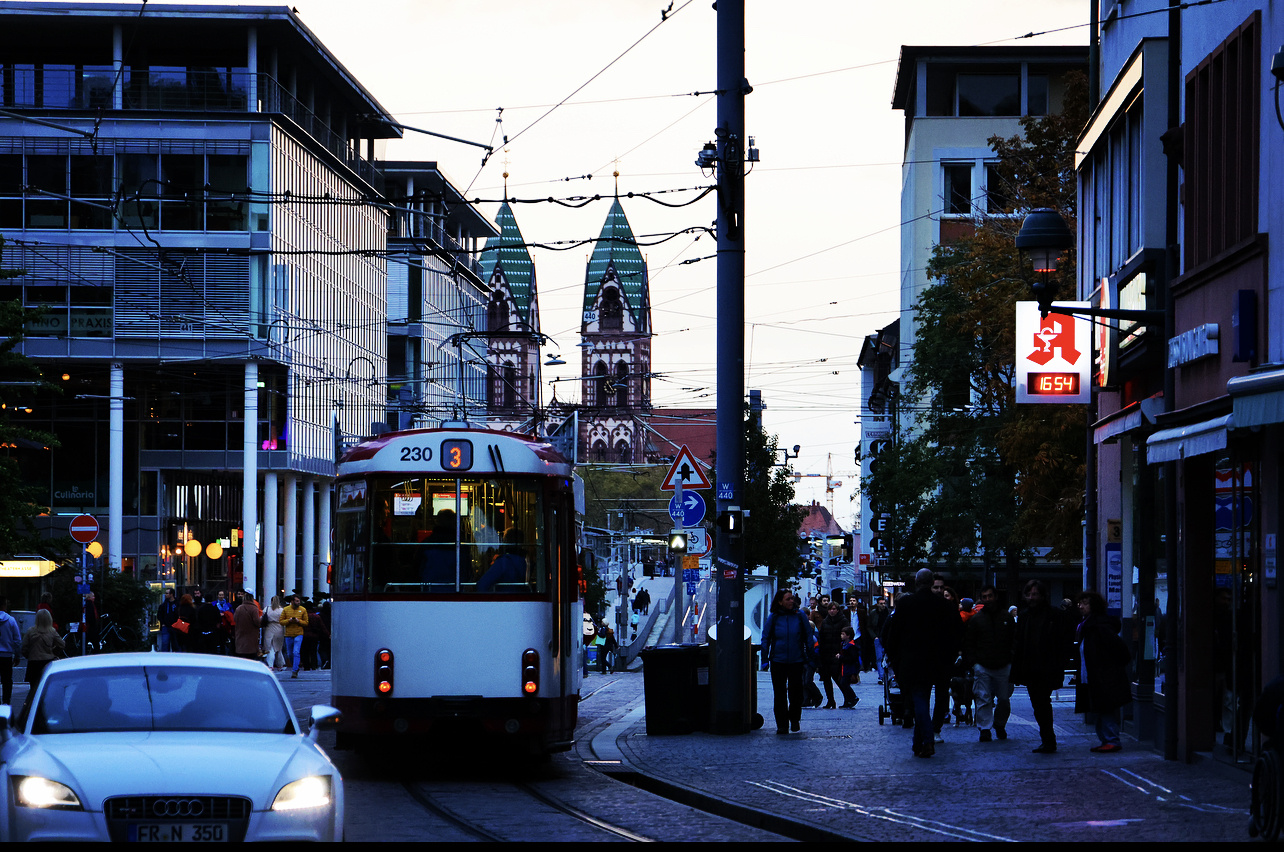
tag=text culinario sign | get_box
[1015,301,1092,404]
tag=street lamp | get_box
[1015,208,1164,326]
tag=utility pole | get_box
[712,0,748,735]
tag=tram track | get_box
[401,778,658,842]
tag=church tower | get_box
[579,197,652,462]
[478,200,542,430]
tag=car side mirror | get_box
[307,705,342,742]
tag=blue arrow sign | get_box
[668,491,707,527]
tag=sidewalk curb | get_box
[584,689,858,842]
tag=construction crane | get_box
[793,453,843,515]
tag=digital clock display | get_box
[1028,372,1080,395]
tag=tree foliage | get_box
[737,412,807,582]
[863,72,1090,573]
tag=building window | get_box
[600,287,623,332]
[943,164,972,215]
[985,164,1009,214]
[1184,12,1259,269]
[957,73,1020,116]
[615,361,629,409]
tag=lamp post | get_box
[1016,208,1163,325]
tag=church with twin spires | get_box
[479,194,653,464]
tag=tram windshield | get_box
[333,476,547,595]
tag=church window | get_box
[615,361,629,409]
[503,361,517,409]
[600,287,623,332]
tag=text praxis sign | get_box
[1015,301,1091,404]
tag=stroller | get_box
[878,654,906,726]
[949,656,975,726]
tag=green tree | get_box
[864,72,1089,581]
[0,236,65,559]
[737,412,807,583]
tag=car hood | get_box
[7,732,332,811]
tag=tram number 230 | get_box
[398,440,473,471]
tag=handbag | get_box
[172,617,190,634]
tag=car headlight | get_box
[14,776,83,810]
[271,776,332,811]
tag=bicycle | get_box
[60,613,141,655]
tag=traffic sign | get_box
[674,526,710,557]
[69,514,99,544]
[660,445,712,491]
[668,491,706,527]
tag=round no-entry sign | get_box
[70,514,100,544]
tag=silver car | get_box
[0,653,343,841]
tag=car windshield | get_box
[31,666,296,735]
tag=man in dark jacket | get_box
[1012,579,1072,753]
[964,585,1015,742]
[884,568,960,758]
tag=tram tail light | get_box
[374,648,394,696]
[522,648,539,695]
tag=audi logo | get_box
[151,799,206,818]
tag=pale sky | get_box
[118,0,1089,527]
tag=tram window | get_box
[345,476,550,595]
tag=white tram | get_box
[329,424,583,754]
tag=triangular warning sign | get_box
[660,445,712,491]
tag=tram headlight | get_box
[522,648,539,695]
[374,648,394,696]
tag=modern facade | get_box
[0,3,495,604]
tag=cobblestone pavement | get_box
[587,667,1253,842]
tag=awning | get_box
[1146,414,1233,464]
[1228,367,1284,429]
[1092,396,1165,445]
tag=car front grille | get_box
[104,796,252,842]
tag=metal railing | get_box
[2,66,383,191]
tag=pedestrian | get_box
[817,602,847,709]
[929,574,961,743]
[263,595,286,670]
[1011,579,1072,753]
[213,589,233,614]
[601,626,618,673]
[37,592,57,632]
[1074,590,1132,753]
[884,568,960,758]
[19,609,64,691]
[636,587,651,616]
[0,596,21,705]
[836,626,861,708]
[156,588,178,652]
[175,593,198,652]
[233,592,263,661]
[280,594,309,677]
[964,584,1015,742]
[869,597,889,682]
[302,599,330,670]
[317,600,332,670]
[760,589,816,735]
[82,591,100,653]
[195,594,223,654]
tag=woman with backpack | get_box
[760,589,816,735]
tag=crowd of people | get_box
[760,571,1133,757]
[156,587,331,677]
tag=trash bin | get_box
[707,625,765,732]
[639,643,710,735]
